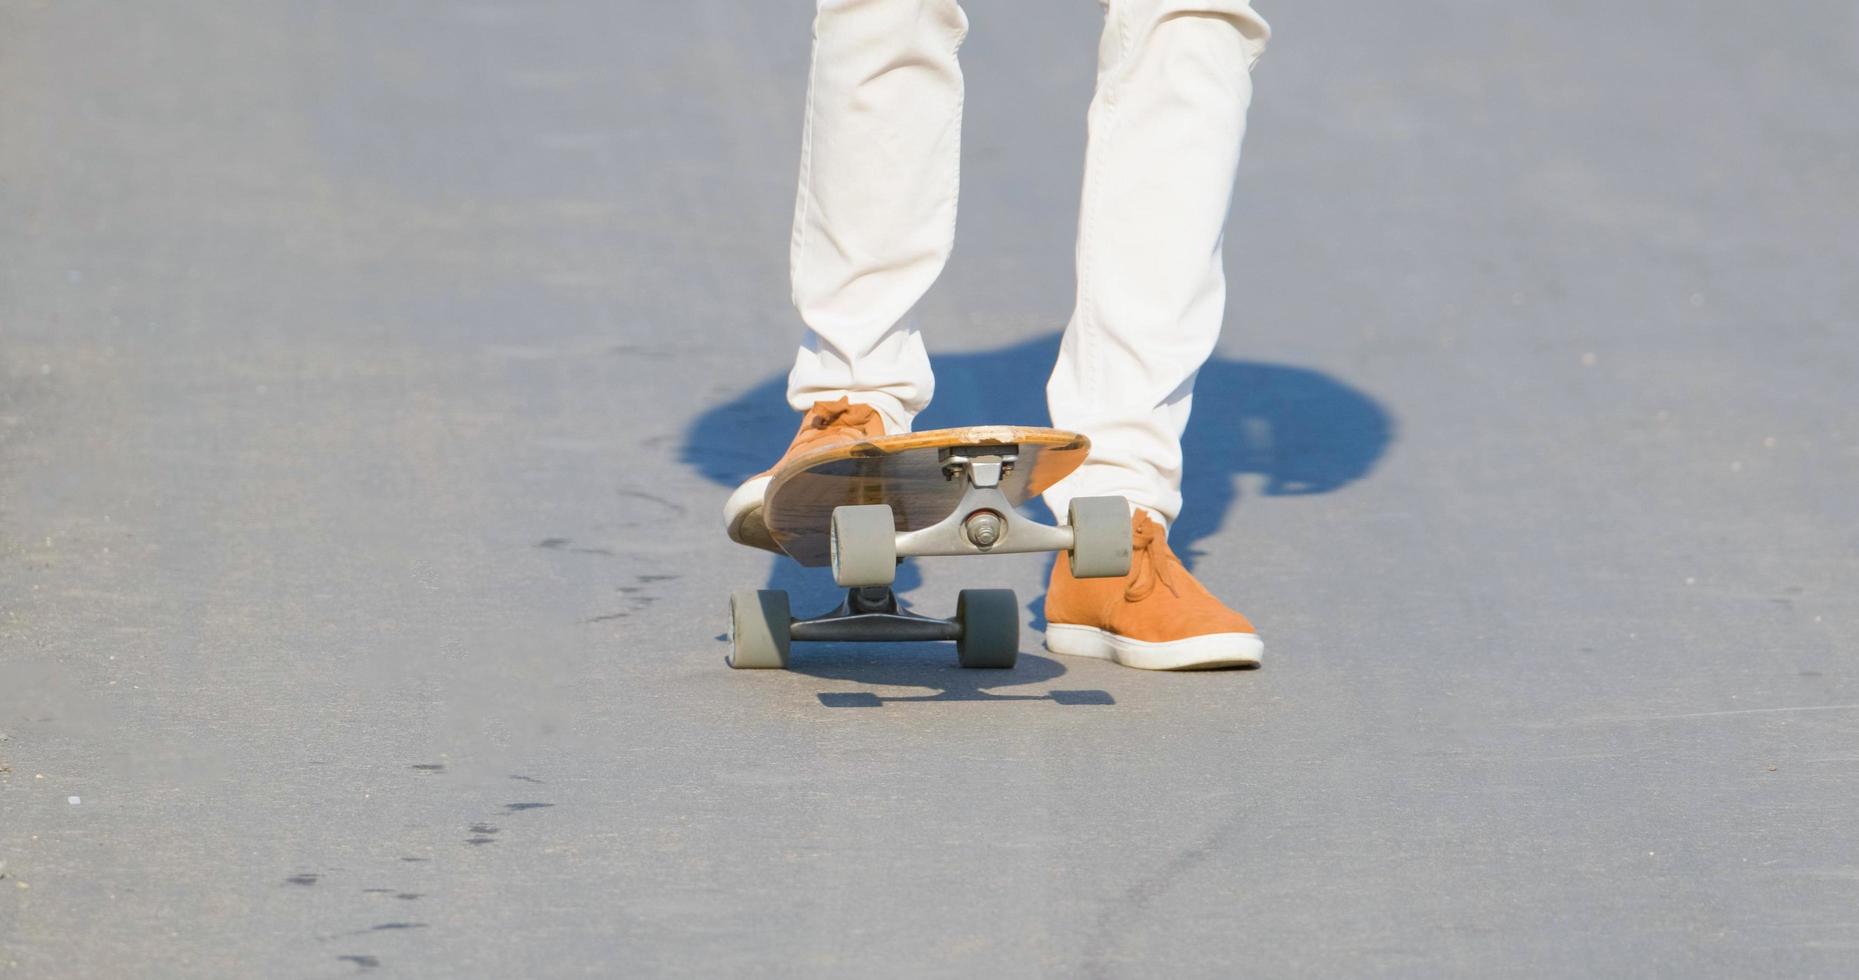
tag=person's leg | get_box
[1040,0,1270,670]
[1043,0,1268,527]
[726,0,968,548]
[786,0,970,435]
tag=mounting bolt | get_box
[963,510,1006,549]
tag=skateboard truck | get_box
[828,446,1132,589]
[729,586,1021,670]
[903,448,1073,557]
[786,587,961,643]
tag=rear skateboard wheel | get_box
[956,589,1019,668]
[1068,496,1133,579]
[831,504,897,588]
[728,590,791,669]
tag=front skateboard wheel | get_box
[1068,496,1133,579]
[728,590,791,669]
[830,504,897,588]
[956,589,1019,668]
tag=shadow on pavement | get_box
[684,331,1394,678]
[793,646,1114,707]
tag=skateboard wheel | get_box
[830,504,897,588]
[1068,496,1133,579]
[956,589,1019,668]
[728,590,791,669]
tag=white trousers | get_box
[787,0,1269,526]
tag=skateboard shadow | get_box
[792,645,1114,707]
[682,331,1394,647]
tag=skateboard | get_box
[728,425,1133,670]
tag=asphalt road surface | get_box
[5,1,1858,976]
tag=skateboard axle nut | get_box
[963,510,1005,549]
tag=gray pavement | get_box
[4,1,1858,976]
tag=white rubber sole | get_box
[1044,623,1263,671]
[723,474,779,553]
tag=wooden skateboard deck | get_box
[762,425,1090,567]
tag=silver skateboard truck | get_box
[827,445,1133,589]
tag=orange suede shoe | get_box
[1044,510,1263,670]
[723,397,889,552]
